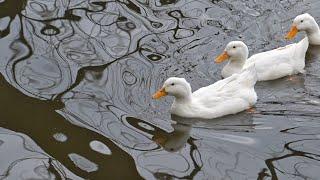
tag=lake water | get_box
[0,0,320,179]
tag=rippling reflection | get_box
[0,0,320,179]
[0,128,81,179]
[0,74,141,179]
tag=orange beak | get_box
[285,26,298,40]
[152,87,168,99]
[215,51,230,63]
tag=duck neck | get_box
[306,23,320,45]
[228,57,246,68]
[174,92,192,104]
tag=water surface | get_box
[0,0,320,179]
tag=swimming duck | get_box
[152,65,257,119]
[215,37,309,81]
[286,13,320,45]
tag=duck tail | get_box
[238,62,258,87]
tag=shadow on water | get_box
[127,112,255,152]
[0,0,142,179]
[0,75,142,179]
[126,116,202,179]
[126,113,257,179]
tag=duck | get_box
[215,37,309,81]
[286,13,320,45]
[152,65,257,119]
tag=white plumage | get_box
[153,65,257,119]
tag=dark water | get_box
[0,0,320,179]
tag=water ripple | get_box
[0,0,320,179]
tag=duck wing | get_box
[192,64,257,108]
[192,74,239,97]
[192,74,244,106]
[244,37,308,80]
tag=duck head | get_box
[215,41,249,64]
[286,13,319,40]
[152,77,192,100]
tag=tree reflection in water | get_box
[0,0,320,179]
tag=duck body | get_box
[170,82,257,119]
[245,37,309,81]
[219,38,309,81]
[217,13,320,80]
[153,65,257,119]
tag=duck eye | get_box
[171,83,175,86]
[233,46,236,49]
[301,20,304,23]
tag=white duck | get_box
[215,37,309,81]
[286,13,320,45]
[152,65,257,119]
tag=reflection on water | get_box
[153,121,191,152]
[68,153,98,173]
[0,128,81,179]
[89,140,112,155]
[0,0,320,179]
